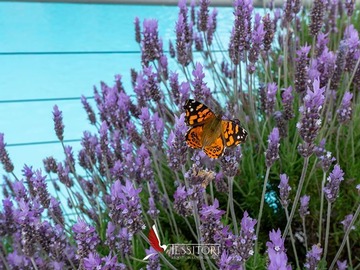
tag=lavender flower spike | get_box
[337,92,353,124]
[341,214,355,231]
[198,0,210,32]
[141,19,161,66]
[297,78,325,157]
[53,105,64,142]
[323,164,345,203]
[304,244,322,269]
[299,195,310,218]
[266,229,291,270]
[0,133,14,173]
[278,173,291,208]
[265,127,280,167]
[309,0,326,37]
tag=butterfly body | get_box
[184,99,247,159]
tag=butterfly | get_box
[184,99,248,159]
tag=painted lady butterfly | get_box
[184,99,248,159]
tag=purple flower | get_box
[345,0,355,16]
[0,133,14,173]
[57,162,73,187]
[318,151,336,172]
[81,95,96,125]
[169,40,176,58]
[198,0,210,32]
[262,13,274,52]
[73,218,100,263]
[167,114,189,170]
[295,46,311,95]
[83,252,102,269]
[206,8,217,46]
[220,147,242,178]
[176,13,191,66]
[304,244,322,269]
[134,17,141,43]
[43,156,58,174]
[323,164,344,203]
[299,195,310,218]
[158,54,169,81]
[229,0,253,65]
[29,170,50,208]
[309,0,326,37]
[194,32,204,51]
[147,197,160,220]
[344,25,360,72]
[308,48,336,88]
[265,127,280,167]
[141,19,161,65]
[53,105,64,141]
[248,13,265,71]
[341,214,355,231]
[169,72,181,106]
[315,33,329,57]
[274,111,287,138]
[264,82,278,116]
[49,197,64,226]
[145,247,160,270]
[192,63,211,101]
[330,41,348,91]
[278,173,291,208]
[109,179,145,235]
[173,186,192,217]
[297,78,325,157]
[0,197,16,236]
[237,211,257,261]
[266,229,291,270]
[337,260,348,270]
[281,0,294,27]
[199,199,225,244]
[337,92,353,124]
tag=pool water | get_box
[0,2,233,177]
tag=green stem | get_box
[346,236,353,269]
[285,208,300,270]
[283,156,309,238]
[228,176,238,235]
[302,216,309,252]
[329,203,360,270]
[255,166,271,258]
[324,202,332,260]
[318,171,327,244]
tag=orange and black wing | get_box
[203,136,225,159]
[221,120,248,147]
[185,125,203,149]
[183,99,216,126]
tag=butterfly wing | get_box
[184,99,216,126]
[203,136,225,159]
[185,125,203,149]
[221,120,248,147]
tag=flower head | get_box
[323,164,344,203]
[265,127,280,167]
[337,92,353,124]
[299,195,310,218]
[53,105,64,141]
[278,174,291,208]
[305,244,322,269]
[0,133,14,173]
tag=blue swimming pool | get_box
[0,2,233,177]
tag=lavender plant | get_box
[1,0,360,269]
